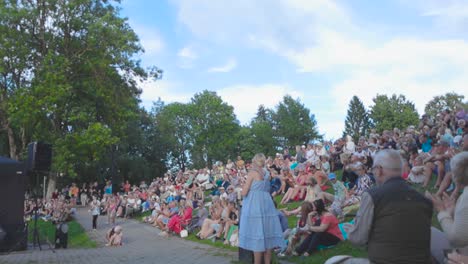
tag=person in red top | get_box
[294,199,343,256]
[123,180,131,193]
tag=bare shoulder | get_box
[247,169,263,181]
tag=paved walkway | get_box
[0,207,236,264]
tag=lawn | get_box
[28,218,97,248]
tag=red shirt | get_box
[321,214,343,240]
[124,183,131,193]
[139,191,148,201]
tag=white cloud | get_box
[208,58,237,73]
[177,46,198,59]
[217,84,302,125]
[177,46,198,69]
[172,0,468,139]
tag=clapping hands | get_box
[425,191,456,214]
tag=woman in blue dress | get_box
[239,153,285,264]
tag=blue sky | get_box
[119,0,468,139]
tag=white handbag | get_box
[180,229,188,238]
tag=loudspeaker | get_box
[0,156,26,252]
[27,142,52,172]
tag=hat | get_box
[435,140,450,147]
[328,173,336,180]
[219,186,225,190]
[316,142,323,146]
[301,145,306,148]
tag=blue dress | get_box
[239,168,285,252]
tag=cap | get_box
[301,145,306,148]
[435,140,450,147]
[328,173,336,180]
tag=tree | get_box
[156,102,193,171]
[370,94,419,132]
[0,1,160,196]
[343,96,371,142]
[424,92,467,117]
[273,95,321,149]
[190,90,240,168]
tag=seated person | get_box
[323,173,347,220]
[155,201,179,230]
[280,201,315,256]
[343,163,373,207]
[197,200,223,239]
[427,152,468,264]
[166,199,193,235]
[408,155,426,184]
[293,199,343,256]
[281,169,307,204]
[219,201,239,244]
[106,225,123,246]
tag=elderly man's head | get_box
[463,134,468,151]
[372,149,404,185]
[451,151,468,187]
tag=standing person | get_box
[90,196,101,231]
[104,181,112,197]
[80,183,88,206]
[239,153,285,264]
[329,149,433,264]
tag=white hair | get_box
[373,149,404,176]
[451,152,468,186]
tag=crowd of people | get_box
[24,105,468,263]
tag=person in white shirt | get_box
[90,196,101,230]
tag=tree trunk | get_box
[6,122,18,160]
[46,172,58,199]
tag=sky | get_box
[119,0,468,139]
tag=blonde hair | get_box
[252,153,266,167]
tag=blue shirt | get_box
[421,139,432,153]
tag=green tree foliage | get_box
[0,1,165,186]
[237,105,278,160]
[424,92,467,117]
[343,96,371,142]
[156,102,193,171]
[273,95,321,149]
[370,94,420,133]
[190,91,240,168]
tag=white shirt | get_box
[196,173,209,182]
[344,141,356,154]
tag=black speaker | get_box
[27,142,52,172]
